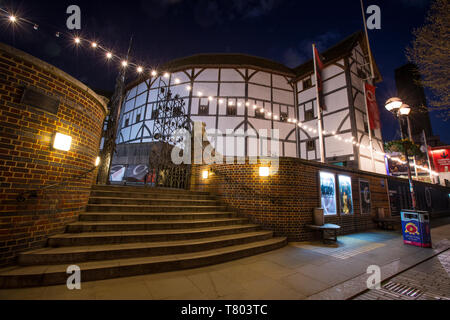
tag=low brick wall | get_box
[191,157,391,241]
[0,43,108,266]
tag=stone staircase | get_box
[0,185,287,288]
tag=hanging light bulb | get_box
[164,72,170,78]
[151,70,158,77]
[137,66,143,73]
[33,24,39,30]
[74,37,81,44]
[91,42,98,48]
[121,60,128,67]
[106,52,113,59]
[9,15,17,23]
[174,78,180,84]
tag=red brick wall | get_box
[0,43,108,267]
[191,158,391,241]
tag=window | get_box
[136,114,141,123]
[307,140,316,151]
[303,78,312,90]
[280,112,288,123]
[357,67,367,80]
[124,118,130,127]
[199,104,209,116]
[304,109,314,121]
[255,109,265,119]
[227,104,237,116]
[151,109,159,120]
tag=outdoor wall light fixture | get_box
[95,156,101,167]
[53,133,72,152]
[202,170,209,179]
[259,166,270,177]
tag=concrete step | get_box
[0,238,287,288]
[88,197,219,206]
[92,185,210,196]
[48,224,262,247]
[66,218,250,233]
[85,204,228,213]
[19,231,274,265]
[79,212,237,222]
[90,190,214,200]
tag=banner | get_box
[359,179,371,215]
[320,171,336,215]
[365,83,380,130]
[338,175,353,215]
[314,46,327,111]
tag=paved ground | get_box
[0,219,449,300]
[354,249,450,300]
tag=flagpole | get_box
[360,0,375,80]
[312,43,326,163]
[363,83,376,172]
[423,130,434,183]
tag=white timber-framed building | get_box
[116,31,386,174]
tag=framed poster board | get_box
[338,175,353,215]
[320,171,337,215]
[359,179,371,215]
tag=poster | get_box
[320,172,337,215]
[359,179,371,215]
[338,175,353,215]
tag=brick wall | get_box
[0,43,108,267]
[191,157,391,241]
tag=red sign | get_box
[430,147,450,173]
[365,83,380,130]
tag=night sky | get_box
[1,0,447,144]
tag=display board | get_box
[338,175,353,215]
[320,171,337,215]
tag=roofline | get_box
[125,31,382,90]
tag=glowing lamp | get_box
[399,105,411,116]
[151,70,158,77]
[9,15,17,23]
[385,97,402,112]
[74,37,81,44]
[95,156,101,167]
[137,66,143,73]
[53,133,72,152]
[202,170,209,179]
[259,167,270,177]
[106,52,113,59]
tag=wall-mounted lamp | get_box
[259,166,270,177]
[95,156,101,167]
[53,133,72,151]
[202,170,209,179]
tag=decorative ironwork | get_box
[145,81,192,189]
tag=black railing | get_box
[17,166,97,202]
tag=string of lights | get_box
[0,7,438,177]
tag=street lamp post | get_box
[385,98,417,210]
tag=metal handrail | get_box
[17,166,97,202]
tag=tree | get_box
[406,0,449,120]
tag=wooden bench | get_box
[306,224,341,243]
[373,217,401,231]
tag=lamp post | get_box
[385,98,417,209]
